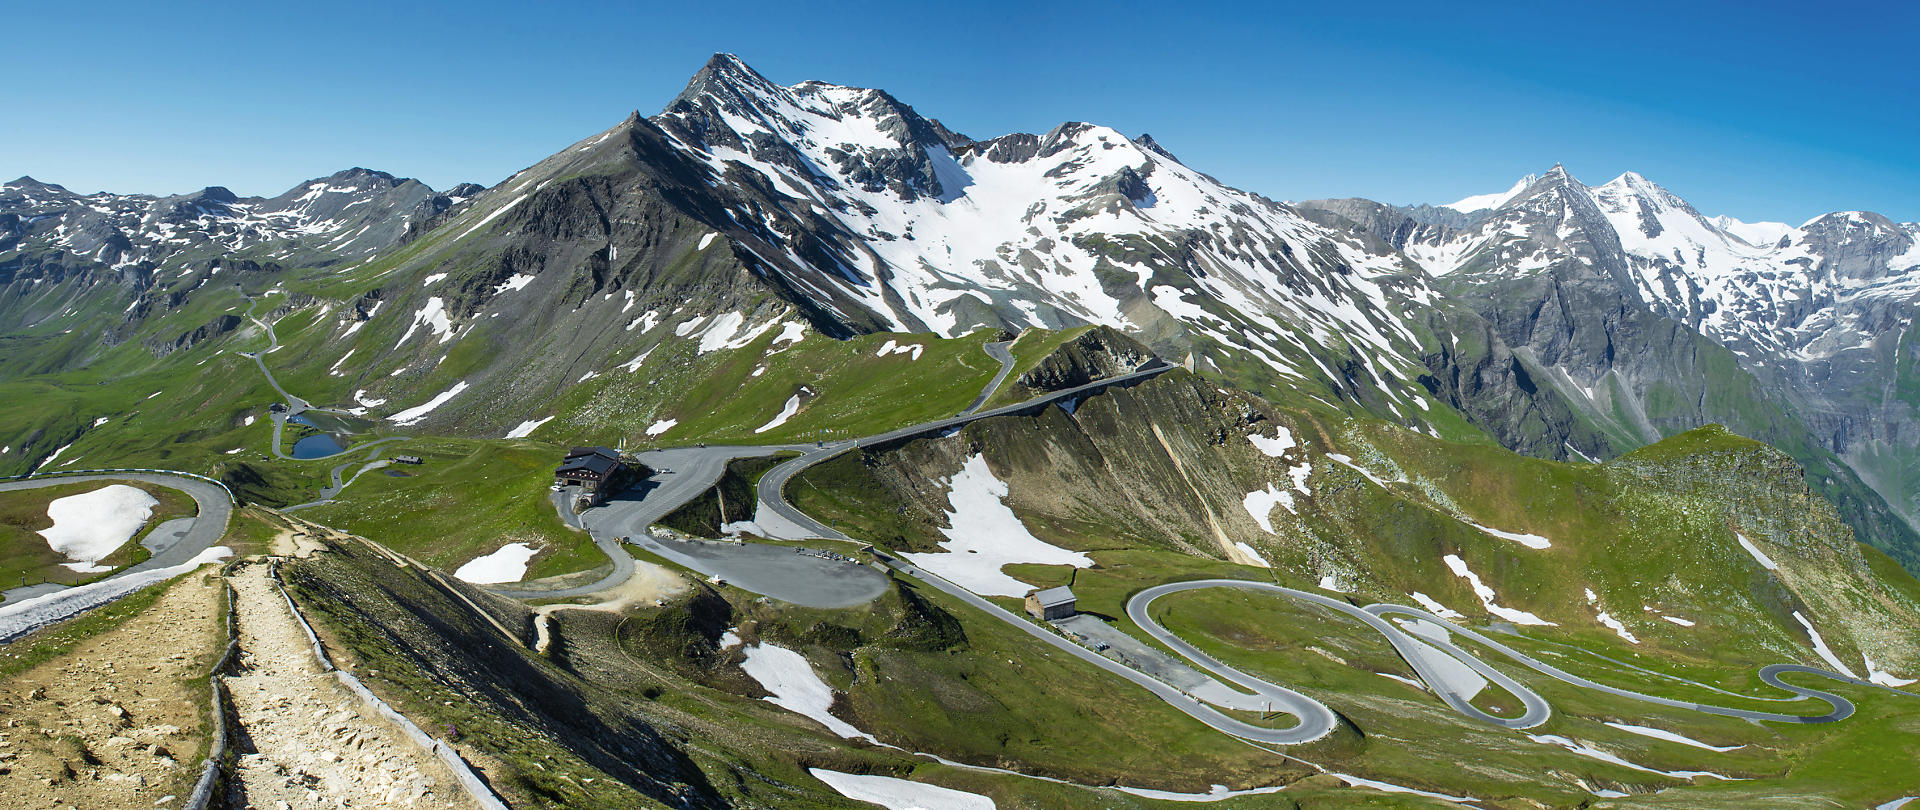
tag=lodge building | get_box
[554,446,642,510]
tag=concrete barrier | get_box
[184,569,242,810]
[274,564,510,810]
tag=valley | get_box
[4,49,1920,809]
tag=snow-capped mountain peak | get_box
[636,54,1439,407]
[1440,173,1538,213]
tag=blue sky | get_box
[6,0,1914,223]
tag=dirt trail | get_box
[224,561,472,809]
[0,570,221,809]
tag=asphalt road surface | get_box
[629,535,887,608]
[959,339,1016,415]
[282,438,405,511]
[878,553,1338,744]
[1130,580,1549,733]
[486,445,806,599]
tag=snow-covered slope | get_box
[1399,166,1920,370]
[1303,166,1920,563]
[1440,174,1536,213]
[638,54,1442,410]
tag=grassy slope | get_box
[297,437,597,580]
[789,396,1920,803]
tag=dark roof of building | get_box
[1029,586,1076,608]
[566,445,620,461]
[556,453,620,477]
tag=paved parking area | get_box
[629,535,888,608]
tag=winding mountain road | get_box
[239,296,386,464]
[491,359,1171,598]
[0,471,233,640]
[960,339,1016,415]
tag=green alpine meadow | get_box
[4,9,1918,808]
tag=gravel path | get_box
[225,563,469,809]
[0,571,222,809]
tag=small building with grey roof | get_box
[1025,585,1077,621]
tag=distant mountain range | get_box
[4,52,1919,569]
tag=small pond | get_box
[291,433,347,459]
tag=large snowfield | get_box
[902,454,1091,597]
[37,484,159,573]
[807,768,996,810]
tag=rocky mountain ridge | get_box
[1302,167,1920,566]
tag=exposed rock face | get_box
[1015,326,1154,392]
[1301,167,1920,568]
[820,372,1301,563]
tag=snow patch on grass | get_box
[874,339,924,360]
[1410,592,1464,619]
[32,443,73,473]
[1596,611,1638,643]
[740,643,874,741]
[646,419,677,436]
[1736,532,1778,570]
[492,273,536,294]
[809,769,994,810]
[454,542,537,584]
[1444,554,1555,626]
[903,454,1091,597]
[1527,734,1737,781]
[1232,541,1269,567]
[1602,722,1744,752]
[38,484,158,573]
[398,296,455,345]
[1792,611,1861,678]
[1463,520,1551,549]
[770,321,806,348]
[1241,483,1293,532]
[389,381,468,425]
[1325,453,1402,488]
[1865,655,1917,687]
[504,416,552,439]
[619,347,656,372]
[1247,426,1295,457]
[694,311,783,354]
[753,394,802,434]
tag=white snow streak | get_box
[1443,554,1555,626]
[504,416,553,439]
[389,381,469,425]
[739,643,874,741]
[753,394,801,434]
[808,769,995,810]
